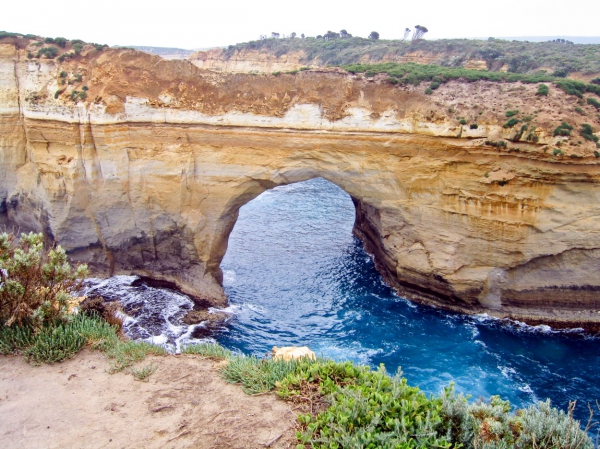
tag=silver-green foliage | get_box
[440,386,593,449]
[171,343,594,449]
[0,232,88,326]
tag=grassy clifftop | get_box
[223,36,600,75]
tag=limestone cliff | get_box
[189,47,500,73]
[2,40,600,330]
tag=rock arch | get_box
[2,44,600,330]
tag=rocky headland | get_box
[2,36,600,330]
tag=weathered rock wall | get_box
[188,47,506,73]
[2,43,600,329]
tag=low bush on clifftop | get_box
[341,62,600,99]
[185,343,595,449]
[0,232,165,373]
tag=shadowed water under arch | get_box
[217,177,600,421]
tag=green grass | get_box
[105,340,166,373]
[220,354,301,395]
[131,363,158,381]
[181,342,232,359]
[0,314,118,365]
[1,312,166,377]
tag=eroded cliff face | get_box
[188,47,504,73]
[2,42,600,329]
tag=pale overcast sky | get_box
[2,0,599,49]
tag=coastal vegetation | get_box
[184,342,596,449]
[0,232,165,373]
[340,62,600,99]
[0,232,597,447]
[222,35,600,75]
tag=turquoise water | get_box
[218,177,600,421]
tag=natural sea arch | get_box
[5,122,600,329]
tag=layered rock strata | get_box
[2,41,600,329]
[188,47,505,73]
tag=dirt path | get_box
[0,351,297,448]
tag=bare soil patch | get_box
[0,351,297,448]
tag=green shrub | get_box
[292,363,451,449]
[575,107,585,115]
[587,97,600,110]
[73,43,83,54]
[554,79,586,97]
[299,66,311,71]
[74,73,82,82]
[513,124,528,141]
[0,232,88,327]
[485,140,507,148]
[54,37,67,48]
[430,81,441,90]
[172,342,594,449]
[505,110,519,117]
[580,123,599,142]
[552,67,569,78]
[57,52,74,62]
[272,71,281,76]
[36,46,59,59]
[553,121,573,136]
[59,70,67,78]
[594,150,600,158]
[424,87,433,95]
[504,118,520,128]
[441,386,593,449]
[82,85,88,91]
[459,119,467,125]
[470,123,478,129]
[554,148,564,156]
[536,83,549,96]
[44,37,55,44]
[54,89,65,99]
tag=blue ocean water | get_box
[217,177,600,421]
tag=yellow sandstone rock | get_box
[272,346,316,361]
[1,42,600,330]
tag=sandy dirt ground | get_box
[0,351,298,448]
